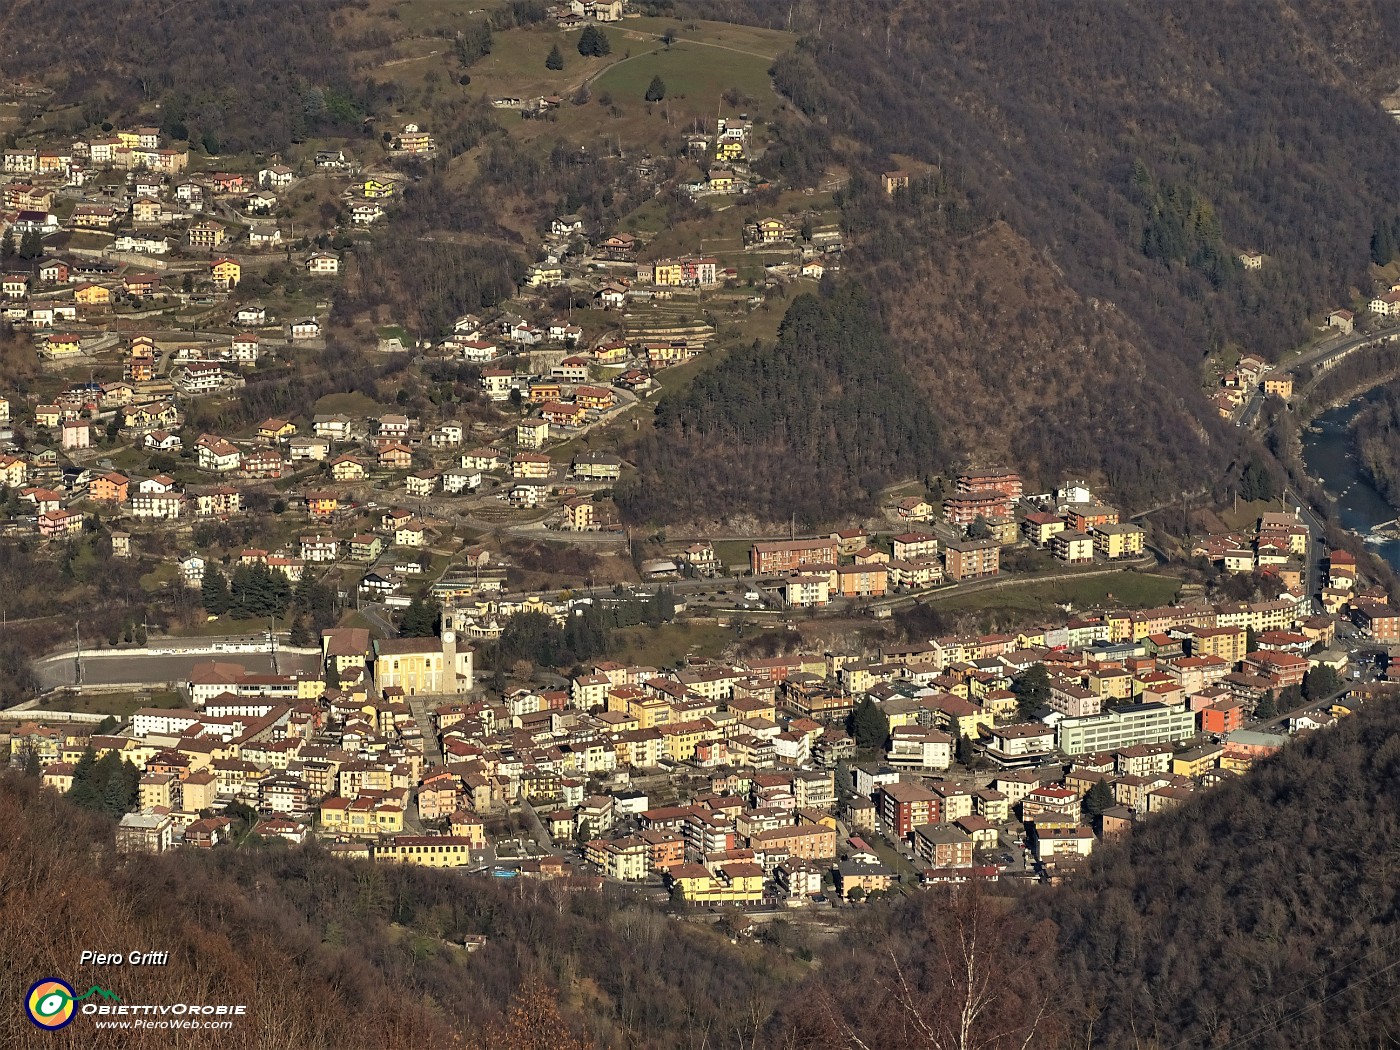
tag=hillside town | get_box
[7,493,1388,901]
[0,110,852,560]
[0,88,1396,913]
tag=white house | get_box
[886,726,953,771]
[289,318,321,341]
[195,434,241,472]
[429,423,464,447]
[305,252,340,275]
[230,334,261,363]
[441,469,481,494]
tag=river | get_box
[1300,390,1400,570]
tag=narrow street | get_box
[405,691,445,768]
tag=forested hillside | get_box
[1033,700,1400,1048]
[0,0,373,154]
[617,284,944,526]
[1350,383,1400,506]
[0,774,805,1050]
[744,0,1400,358]
[667,0,1400,512]
[839,179,1219,507]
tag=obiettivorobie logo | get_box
[25,977,247,1031]
[25,979,118,1030]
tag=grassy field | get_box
[1215,497,1281,533]
[608,620,778,668]
[453,17,795,155]
[45,689,183,717]
[139,563,180,592]
[314,391,385,417]
[636,207,748,261]
[590,38,775,124]
[712,539,752,571]
[927,571,1181,615]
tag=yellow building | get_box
[1263,372,1293,400]
[1105,610,1134,643]
[74,283,112,306]
[652,260,683,286]
[526,265,563,287]
[373,633,474,696]
[0,456,28,488]
[667,862,764,904]
[602,686,672,728]
[1220,753,1257,775]
[397,126,434,153]
[660,720,721,762]
[331,457,365,481]
[306,493,339,516]
[211,258,241,288]
[449,811,486,847]
[754,218,786,243]
[44,334,83,359]
[1187,626,1248,665]
[1094,523,1145,560]
[562,498,594,531]
[981,689,1019,721]
[708,170,734,192]
[1171,746,1223,779]
[1086,667,1134,700]
[942,706,992,738]
[374,835,476,868]
[258,418,297,442]
[138,773,180,810]
[42,763,75,793]
[323,797,404,837]
[188,221,227,249]
[363,177,396,199]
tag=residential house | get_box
[305,252,340,276]
[195,434,241,472]
[188,220,227,249]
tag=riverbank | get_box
[1300,392,1400,570]
[1296,335,1400,422]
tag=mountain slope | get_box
[867,216,1217,506]
[757,0,1400,364]
[1038,700,1400,1047]
[666,0,1400,513]
[0,775,803,1049]
[769,701,1400,1049]
[617,284,944,527]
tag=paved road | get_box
[356,603,398,639]
[1298,324,1400,376]
[1238,324,1400,429]
[35,650,321,690]
[1284,487,1328,613]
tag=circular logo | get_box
[26,979,76,1029]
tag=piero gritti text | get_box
[80,951,170,966]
